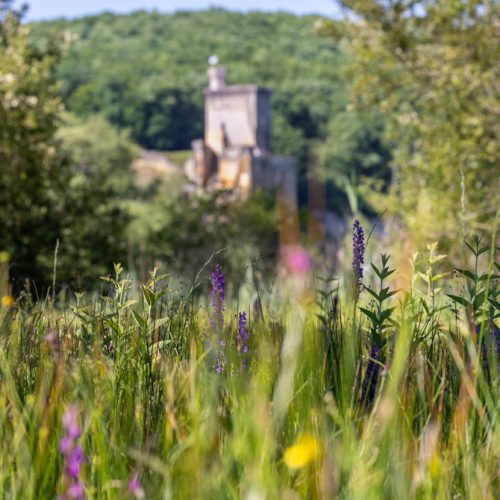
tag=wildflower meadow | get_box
[0,222,499,499]
[1,0,499,498]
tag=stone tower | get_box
[185,64,296,205]
[204,66,271,156]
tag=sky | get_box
[19,1,342,22]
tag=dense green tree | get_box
[0,2,137,290]
[30,10,341,157]
[318,107,392,214]
[331,0,499,247]
[0,1,65,288]
[128,184,279,285]
[54,114,137,287]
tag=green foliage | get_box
[334,0,499,247]
[29,11,340,153]
[0,6,65,287]
[446,235,500,323]
[53,114,137,287]
[318,107,392,213]
[129,186,280,286]
[0,3,139,290]
[29,10,392,211]
[361,254,397,346]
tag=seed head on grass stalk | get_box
[237,311,249,354]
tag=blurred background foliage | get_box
[128,186,279,286]
[53,113,137,288]
[0,1,65,288]
[28,9,393,211]
[0,0,498,291]
[329,0,499,249]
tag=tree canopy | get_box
[330,0,499,247]
[0,3,64,287]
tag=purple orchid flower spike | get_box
[59,405,86,499]
[211,263,226,373]
[352,219,365,295]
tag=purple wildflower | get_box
[352,220,365,293]
[360,344,381,410]
[237,312,249,354]
[128,475,145,499]
[62,407,81,439]
[59,406,86,499]
[283,246,312,275]
[211,264,225,373]
[66,482,85,499]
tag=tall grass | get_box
[0,234,498,499]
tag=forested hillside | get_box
[29,9,391,207]
[4,3,495,290]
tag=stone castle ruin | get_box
[185,64,297,205]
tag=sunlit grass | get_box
[0,234,498,499]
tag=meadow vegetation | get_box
[1,1,499,497]
[0,230,499,498]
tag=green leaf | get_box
[371,263,382,279]
[359,307,378,324]
[488,298,500,311]
[364,287,380,302]
[432,272,450,282]
[142,286,156,307]
[446,294,470,308]
[420,298,430,316]
[379,287,398,301]
[429,254,447,264]
[121,299,138,310]
[418,271,430,284]
[105,319,122,336]
[381,268,396,280]
[132,310,147,331]
[380,307,396,323]
[455,267,476,281]
[477,246,490,256]
[472,291,486,310]
[464,240,477,256]
[480,274,500,282]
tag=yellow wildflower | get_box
[284,434,321,469]
[429,452,441,480]
[1,295,14,307]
